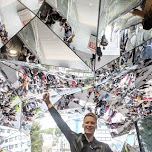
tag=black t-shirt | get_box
[81,135,97,152]
[81,143,96,152]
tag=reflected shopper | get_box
[43,93,113,152]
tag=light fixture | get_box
[89,3,93,6]
[8,49,18,57]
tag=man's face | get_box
[82,116,97,136]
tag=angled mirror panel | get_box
[102,101,134,138]
[37,0,100,70]
[18,0,44,14]
[0,34,40,64]
[0,60,93,97]
[0,64,22,129]
[0,1,35,48]
[96,0,144,70]
[117,24,152,56]
[55,74,94,96]
[108,0,142,24]
[96,44,151,98]
[0,92,22,129]
[54,87,98,114]
[99,0,142,34]
[96,37,152,81]
[16,17,91,71]
[0,61,63,101]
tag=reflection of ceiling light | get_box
[89,3,93,6]
[9,50,17,55]
[8,49,18,57]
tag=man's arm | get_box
[131,9,144,18]
[43,93,74,142]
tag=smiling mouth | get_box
[86,128,93,131]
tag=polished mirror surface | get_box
[0,0,35,48]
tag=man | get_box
[132,0,152,30]
[43,93,113,152]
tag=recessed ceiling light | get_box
[89,3,93,6]
[9,49,17,55]
[8,49,18,56]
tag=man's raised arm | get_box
[43,93,74,142]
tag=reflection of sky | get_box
[126,134,136,146]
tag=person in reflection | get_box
[43,93,113,152]
[132,0,152,30]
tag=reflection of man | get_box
[132,0,152,30]
[43,93,113,152]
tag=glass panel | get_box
[0,1,35,48]
[37,1,100,70]
[0,34,39,64]
[57,0,68,17]
[18,0,44,14]
[95,38,152,137]
[98,0,142,34]
[18,22,36,56]
[0,16,91,71]
[68,0,78,31]
[137,116,152,152]
[108,0,142,24]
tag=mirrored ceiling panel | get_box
[108,0,142,24]
[116,22,152,56]
[18,18,89,71]
[96,38,152,80]
[18,0,44,14]
[96,42,152,98]
[0,61,61,102]
[0,34,40,64]
[94,40,152,138]
[95,0,143,70]
[0,60,94,100]
[0,0,35,48]
[1,16,91,71]
[54,87,97,116]
[98,0,142,34]
[37,0,100,70]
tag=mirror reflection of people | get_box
[43,93,113,152]
[132,0,152,30]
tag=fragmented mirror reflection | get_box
[0,0,152,151]
[0,0,35,48]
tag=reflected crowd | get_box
[38,2,75,47]
[94,39,152,137]
[0,22,8,45]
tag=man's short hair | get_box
[84,112,97,122]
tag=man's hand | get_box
[43,93,53,108]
